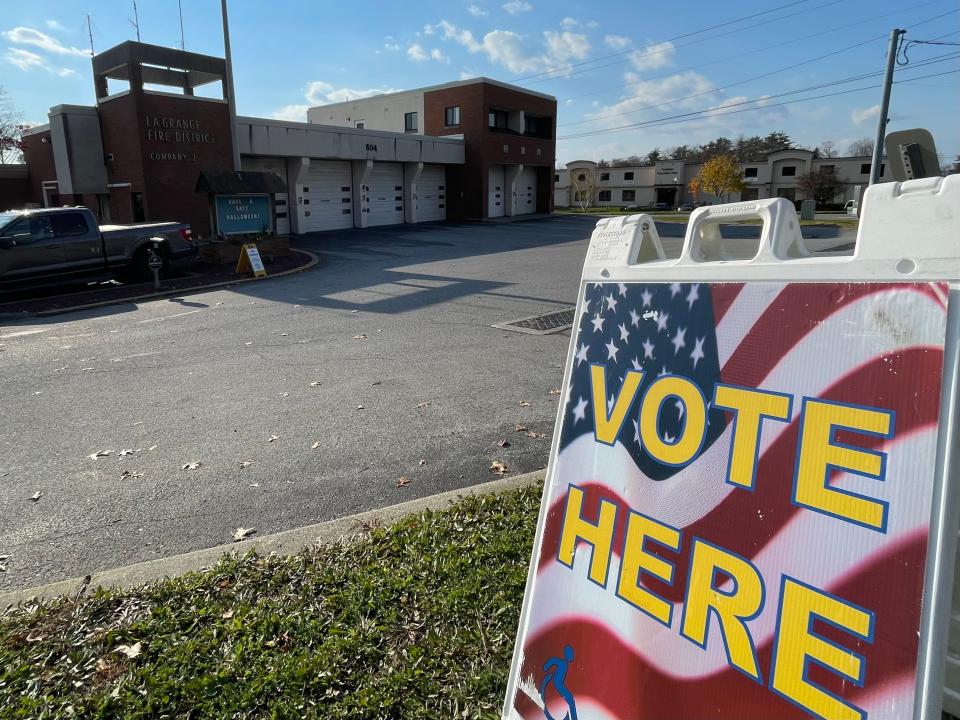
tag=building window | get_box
[624,171,634,181]
[781,166,796,177]
[860,163,884,175]
[744,167,758,178]
[600,172,610,181]
[554,174,560,182]
[577,173,586,182]
[444,106,460,126]
[598,190,611,202]
[355,122,364,129]
[404,112,418,132]
[622,189,636,202]
[524,115,550,139]
[488,109,508,130]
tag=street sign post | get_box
[504,176,960,720]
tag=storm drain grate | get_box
[493,307,576,335]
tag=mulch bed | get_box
[0,249,314,317]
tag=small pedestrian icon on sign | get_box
[539,644,578,720]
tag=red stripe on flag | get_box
[516,533,925,720]
[710,283,744,324]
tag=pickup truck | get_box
[0,207,196,290]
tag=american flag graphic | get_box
[508,281,949,720]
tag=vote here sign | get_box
[505,280,950,720]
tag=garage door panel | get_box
[366,163,404,227]
[301,160,353,232]
[516,167,537,215]
[417,164,446,223]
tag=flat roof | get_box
[310,76,556,111]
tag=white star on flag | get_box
[672,326,687,354]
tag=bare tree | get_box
[818,140,838,158]
[0,86,26,164]
[570,170,596,212]
[847,137,874,157]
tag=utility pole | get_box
[86,14,94,55]
[869,28,905,186]
[220,0,241,171]
[178,0,185,50]
[129,1,141,42]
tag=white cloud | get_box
[305,81,402,105]
[384,42,401,51]
[270,104,310,122]
[57,67,77,77]
[467,4,487,17]
[423,24,435,36]
[587,71,718,128]
[6,47,46,71]
[604,34,631,50]
[435,20,590,75]
[407,43,447,62]
[560,17,578,28]
[502,0,532,15]
[629,41,675,71]
[851,104,880,125]
[460,70,479,80]
[2,26,90,57]
[45,19,67,31]
[585,20,599,28]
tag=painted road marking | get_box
[137,309,204,324]
[0,327,54,340]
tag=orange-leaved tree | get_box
[691,154,745,203]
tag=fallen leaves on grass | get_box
[232,527,255,542]
[181,461,202,471]
[115,642,142,659]
[490,460,508,475]
[396,476,411,488]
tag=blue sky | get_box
[2,0,958,165]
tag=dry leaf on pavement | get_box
[181,461,202,471]
[418,458,427,466]
[0,555,8,572]
[416,401,431,409]
[497,439,510,448]
[232,527,255,542]
[396,476,411,487]
[119,448,142,456]
[549,388,562,395]
[490,460,508,475]
[515,424,528,432]
[29,491,42,502]
[88,450,113,459]
[309,381,322,387]
[240,460,254,468]
[519,401,531,407]
[115,642,142,659]
[267,435,280,443]
[311,441,321,450]
[353,334,368,340]
[526,431,546,439]
[357,405,365,410]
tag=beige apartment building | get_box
[555,149,886,208]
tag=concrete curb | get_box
[0,469,546,609]
[1,249,320,320]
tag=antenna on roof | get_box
[178,0,185,50]
[86,14,94,55]
[129,1,141,42]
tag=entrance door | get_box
[516,167,537,215]
[366,163,404,227]
[488,165,505,218]
[301,160,353,233]
[416,165,446,222]
[655,188,677,207]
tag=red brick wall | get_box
[20,130,56,205]
[98,91,233,237]
[424,81,557,218]
[0,173,33,210]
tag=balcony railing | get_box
[488,125,552,140]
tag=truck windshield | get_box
[0,212,19,232]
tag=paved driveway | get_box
[0,217,593,592]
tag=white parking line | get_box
[110,351,162,362]
[137,309,204,324]
[0,327,54,340]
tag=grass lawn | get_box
[0,485,542,719]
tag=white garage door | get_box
[366,163,404,227]
[488,165,505,218]
[301,160,353,232]
[516,167,537,215]
[416,164,446,223]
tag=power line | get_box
[512,0,820,82]
[554,0,950,103]
[557,68,960,141]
